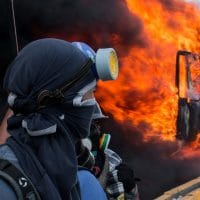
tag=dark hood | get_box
[3,38,96,199]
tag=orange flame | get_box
[96,0,200,156]
[190,56,200,95]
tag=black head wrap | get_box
[4,38,96,199]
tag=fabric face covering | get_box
[3,38,97,199]
[73,79,97,107]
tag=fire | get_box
[190,56,200,95]
[178,134,200,158]
[96,0,200,152]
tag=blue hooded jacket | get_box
[3,38,97,200]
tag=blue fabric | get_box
[78,170,108,200]
[71,41,99,79]
[0,145,108,200]
[3,38,97,200]
[0,145,19,200]
[0,180,17,200]
[4,39,95,113]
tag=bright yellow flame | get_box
[96,0,200,156]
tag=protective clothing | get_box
[78,170,108,200]
[3,38,97,199]
[72,41,119,81]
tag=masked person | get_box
[71,41,117,200]
[72,42,139,200]
[0,38,119,200]
[78,103,140,200]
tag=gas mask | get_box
[71,42,119,108]
[36,42,118,110]
[72,42,119,81]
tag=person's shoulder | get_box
[0,144,20,166]
[0,144,19,200]
[0,145,17,160]
[0,174,17,200]
[78,170,108,200]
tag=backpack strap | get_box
[0,158,41,200]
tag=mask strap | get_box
[60,59,93,93]
[37,58,93,107]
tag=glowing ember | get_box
[96,0,200,152]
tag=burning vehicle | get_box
[176,50,200,141]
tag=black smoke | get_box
[13,0,147,53]
[0,0,18,84]
[0,0,147,77]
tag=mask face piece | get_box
[73,79,97,107]
[92,102,108,120]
